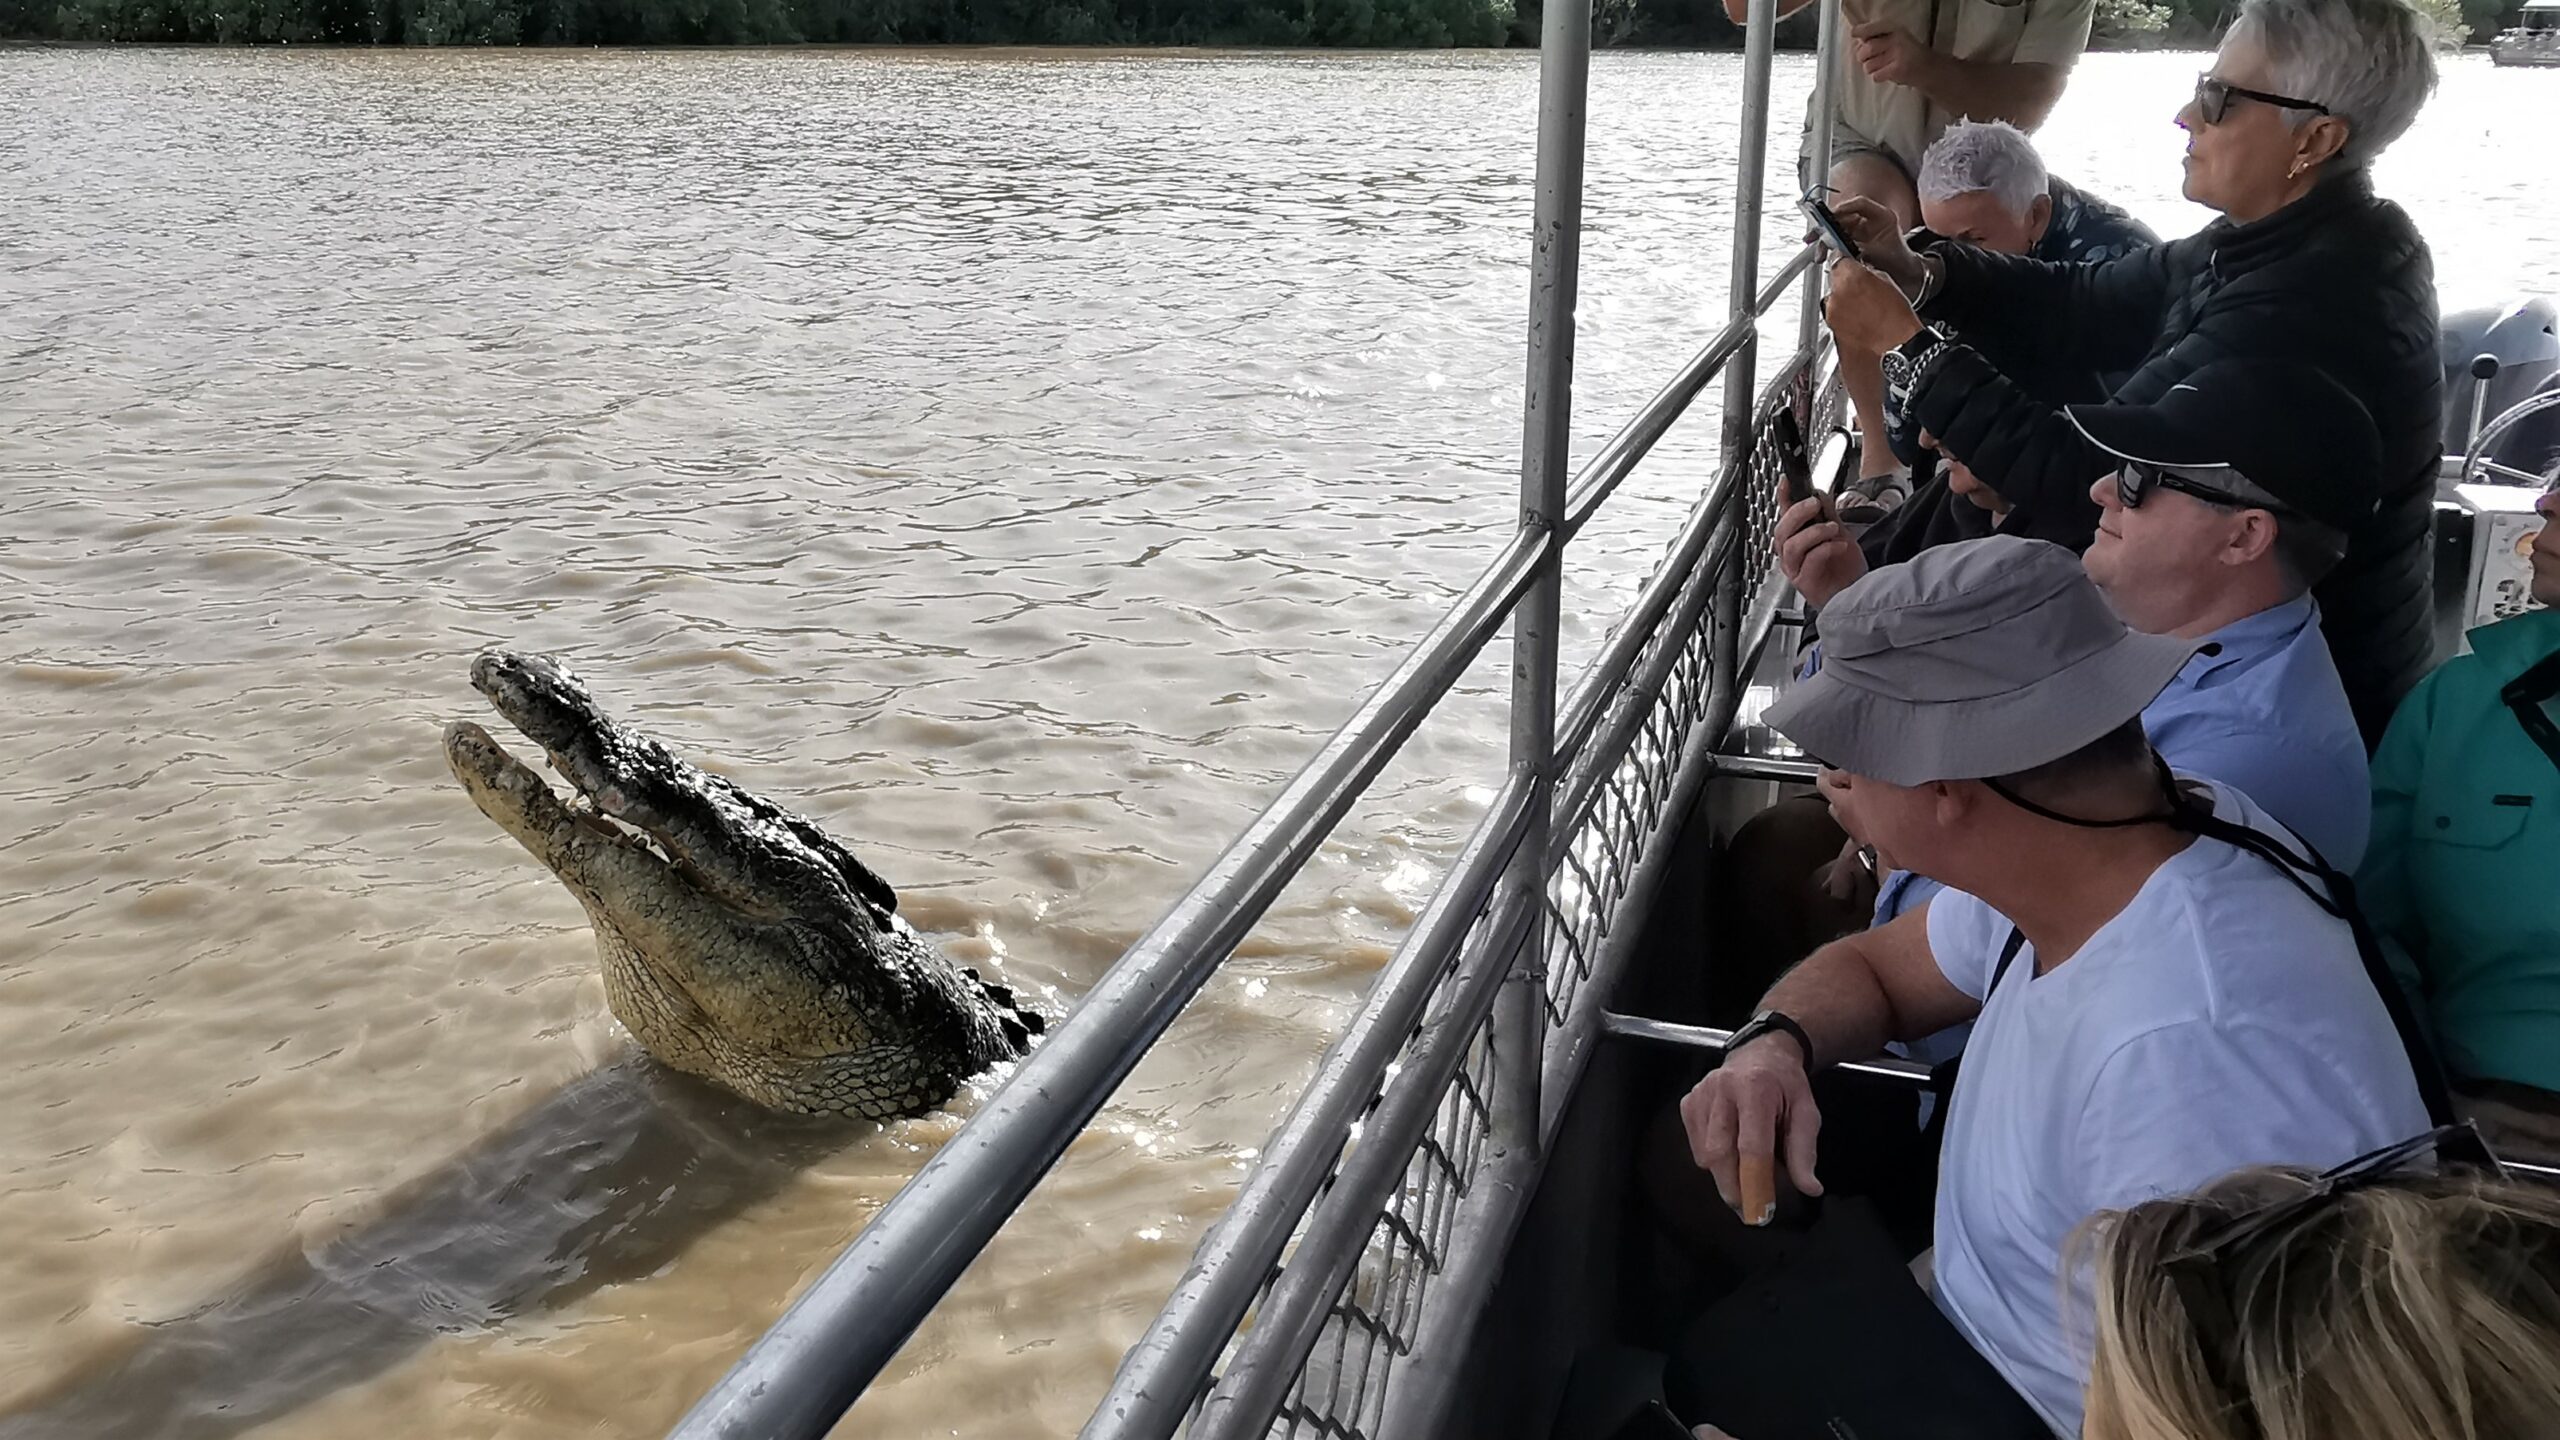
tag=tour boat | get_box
[662,5,2560,1437]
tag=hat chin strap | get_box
[1979,751,2461,1131]
[1975,754,2189,832]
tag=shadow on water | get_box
[0,1057,870,1440]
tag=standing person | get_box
[2359,468,2560,1162]
[1750,0,2099,513]
[1823,0,2445,743]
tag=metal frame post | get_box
[1365,1,1589,1433]
[1497,0,1587,1209]
[1796,0,1843,356]
[1716,0,1781,706]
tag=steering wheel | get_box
[2463,387,2560,490]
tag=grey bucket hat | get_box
[1765,536,2200,785]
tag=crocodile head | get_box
[444,651,1040,1120]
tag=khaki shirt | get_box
[1824,0,2095,170]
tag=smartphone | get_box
[1798,194,1862,262]
[1770,407,1815,509]
[1615,1399,1698,1440]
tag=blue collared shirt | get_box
[1875,593,2371,926]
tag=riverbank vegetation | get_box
[0,0,2515,55]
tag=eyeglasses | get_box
[2159,1124,2502,1424]
[2191,73,2332,125]
[2114,459,2299,517]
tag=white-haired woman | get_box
[1822,0,2444,744]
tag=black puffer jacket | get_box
[1907,167,2443,744]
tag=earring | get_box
[2288,157,2306,178]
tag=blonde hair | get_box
[2082,1165,2560,1440]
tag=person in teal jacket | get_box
[2360,470,2560,1163]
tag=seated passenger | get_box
[1844,120,2155,529]
[1915,120,2153,268]
[1716,360,2380,1023]
[2084,1131,2560,1440]
[2358,467,2560,1163]
[1823,0,2443,742]
[1682,535,2429,1435]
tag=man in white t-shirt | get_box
[1679,535,2429,1434]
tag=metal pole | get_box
[1364,6,1590,1431]
[1797,0,1844,356]
[1496,0,1588,1209]
[1599,1012,1938,1087]
[1717,0,1781,725]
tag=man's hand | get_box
[1775,493,1867,607]
[1827,194,1922,291]
[1850,14,1942,90]
[1823,259,1925,359]
[1819,833,1879,904]
[1681,1037,1824,1226]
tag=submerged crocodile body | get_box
[444,651,1041,1119]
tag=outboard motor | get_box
[2440,297,2560,464]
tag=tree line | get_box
[0,0,2525,57]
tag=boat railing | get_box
[666,0,1843,1433]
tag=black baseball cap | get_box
[2066,361,2385,534]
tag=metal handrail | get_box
[670,0,1832,1427]
[1560,243,1823,540]
[1552,485,1742,858]
[1549,249,1820,771]
[666,524,1550,1440]
[1079,774,1536,1439]
[1601,1012,1939,1086]
[1552,326,1819,801]
[1188,880,1544,1440]
[1537,353,1812,1143]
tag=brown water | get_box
[0,46,2552,1440]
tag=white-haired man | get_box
[1915,118,2150,267]
[1838,121,2152,523]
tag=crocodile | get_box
[443,650,1041,1120]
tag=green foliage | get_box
[1,0,2517,47]
[3,0,1507,40]
[2092,0,2171,45]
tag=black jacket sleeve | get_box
[1922,236,2187,380]
[1903,345,2113,547]
[1909,254,2306,549]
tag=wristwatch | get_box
[1726,1009,1814,1071]
[1878,324,1954,399]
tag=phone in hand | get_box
[1770,406,1816,510]
[1615,1399,1699,1440]
[1798,193,1862,262]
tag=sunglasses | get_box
[2191,73,2332,125]
[2114,459,2299,518]
[2158,1123,2503,1423]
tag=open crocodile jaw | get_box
[444,652,1041,1120]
